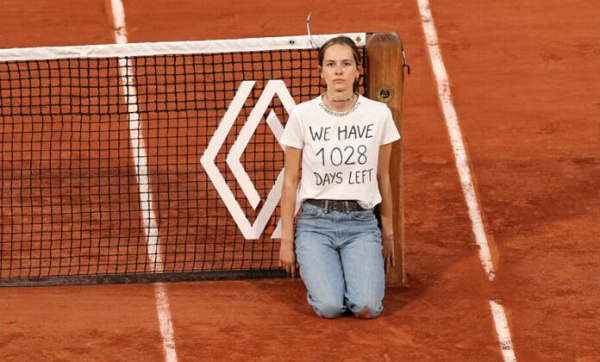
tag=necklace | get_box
[324,93,356,103]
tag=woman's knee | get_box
[349,299,383,319]
[354,304,382,319]
[312,302,345,319]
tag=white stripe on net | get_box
[0,33,367,61]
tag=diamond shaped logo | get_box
[200,80,295,239]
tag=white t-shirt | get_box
[280,94,401,209]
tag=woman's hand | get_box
[382,233,395,274]
[279,239,299,279]
[377,143,396,274]
[279,146,301,279]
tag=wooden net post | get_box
[366,32,406,284]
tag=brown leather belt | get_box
[305,199,365,213]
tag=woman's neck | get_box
[323,91,357,112]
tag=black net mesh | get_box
[0,45,366,285]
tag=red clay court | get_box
[1,0,599,361]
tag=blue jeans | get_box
[294,202,385,319]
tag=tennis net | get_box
[0,33,369,286]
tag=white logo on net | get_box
[200,80,295,240]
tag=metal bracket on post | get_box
[402,47,411,75]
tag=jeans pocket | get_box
[299,203,323,219]
[350,209,376,222]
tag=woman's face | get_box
[320,44,359,94]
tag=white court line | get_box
[154,283,178,362]
[490,301,517,362]
[110,1,178,361]
[417,0,495,281]
[417,0,517,361]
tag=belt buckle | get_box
[326,200,336,213]
[333,200,347,213]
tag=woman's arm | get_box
[377,143,395,273]
[279,146,302,278]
